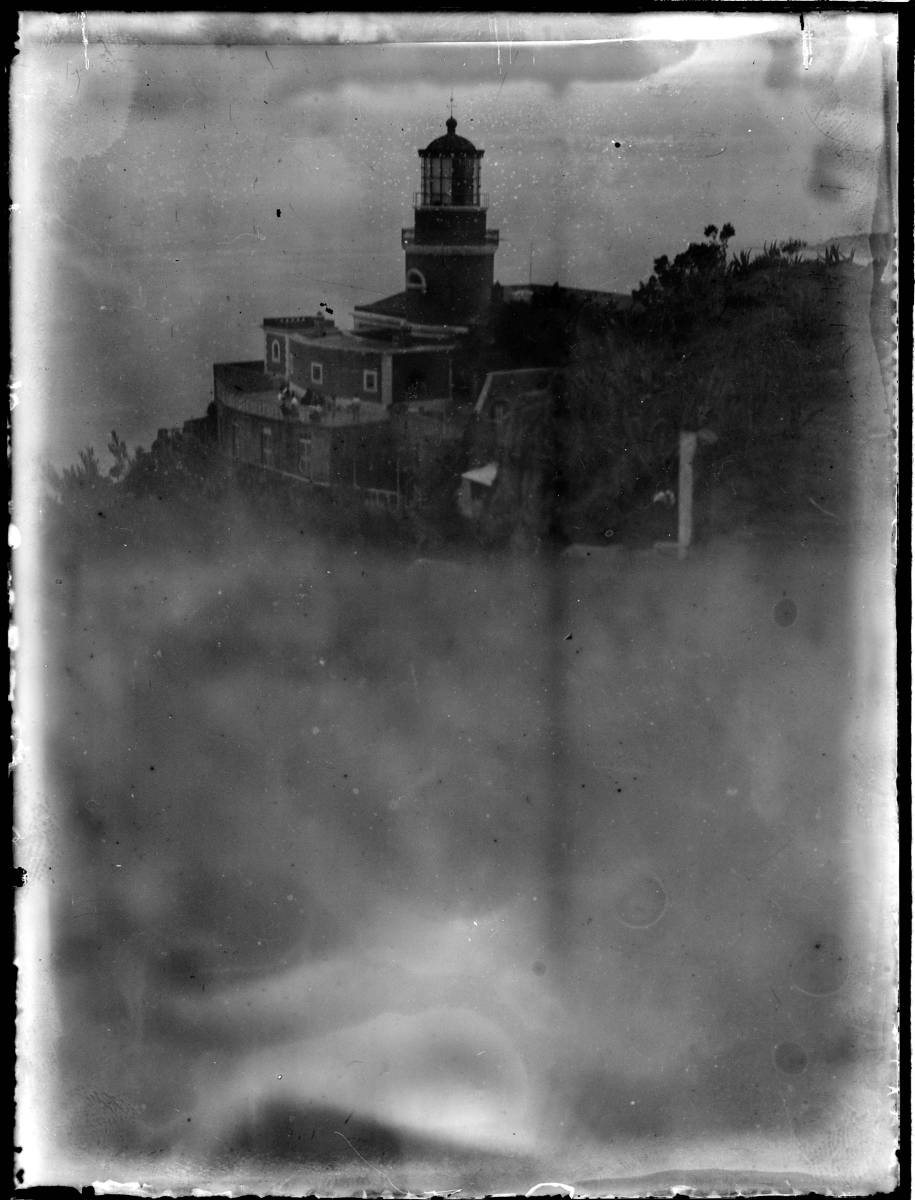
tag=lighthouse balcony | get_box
[412,192,489,211]
[402,227,499,247]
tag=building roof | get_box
[353,292,411,320]
[219,389,389,428]
[353,290,469,336]
[461,462,499,487]
[499,283,633,311]
[286,326,382,353]
[263,315,334,333]
[473,368,559,416]
[283,319,458,355]
[419,116,481,158]
[214,362,389,426]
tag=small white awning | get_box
[461,462,499,488]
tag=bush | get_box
[125,427,230,501]
[629,223,735,338]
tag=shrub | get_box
[629,222,735,339]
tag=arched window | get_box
[271,338,281,363]
[406,268,426,292]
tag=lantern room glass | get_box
[421,155,480,206]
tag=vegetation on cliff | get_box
[474,226,892,548]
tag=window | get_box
[310,361,324,385]
[363,369,378,394]
[297,435,312,480]
[423,155,452,205]
[271,338,281,364]
[406,268,426,292]
[260,426,273,467]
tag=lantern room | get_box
[417,117,485,208]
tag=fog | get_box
[17,499,896,1194]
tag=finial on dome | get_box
[446,115,457,135]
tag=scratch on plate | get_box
[801,16,813,70]
[80,11,90,70]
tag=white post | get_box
[678,430,698,559]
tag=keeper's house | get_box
[213,313,457,506]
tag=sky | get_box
[12,11,896,470]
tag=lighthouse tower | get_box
[401,116,499,329]
[353,114,499,339]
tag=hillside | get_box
[692,258,895,548]
[477,250,895,553]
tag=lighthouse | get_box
[404,115,500,324]
[354,114,499,338]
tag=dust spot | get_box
[532,960,547,976]
[791,931,849,996]
[773,598,797,626]
[773,1040,808,1074]
[613,870,667,929]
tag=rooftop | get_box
[462,462,499,487]
[353,290,471,333]
[264,314,458,353]
[419,116,482,159]
[224,391,390,428]
[499,283,632,311]
[354,292,409,319]
[285,326,382,353]
[474,368,560,416]
[214,362,390,427]
[263,315,335,334]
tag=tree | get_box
[107,430,133,480]
[124,427,228,500]
[630,222,736,339]
[43,446,107,507]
